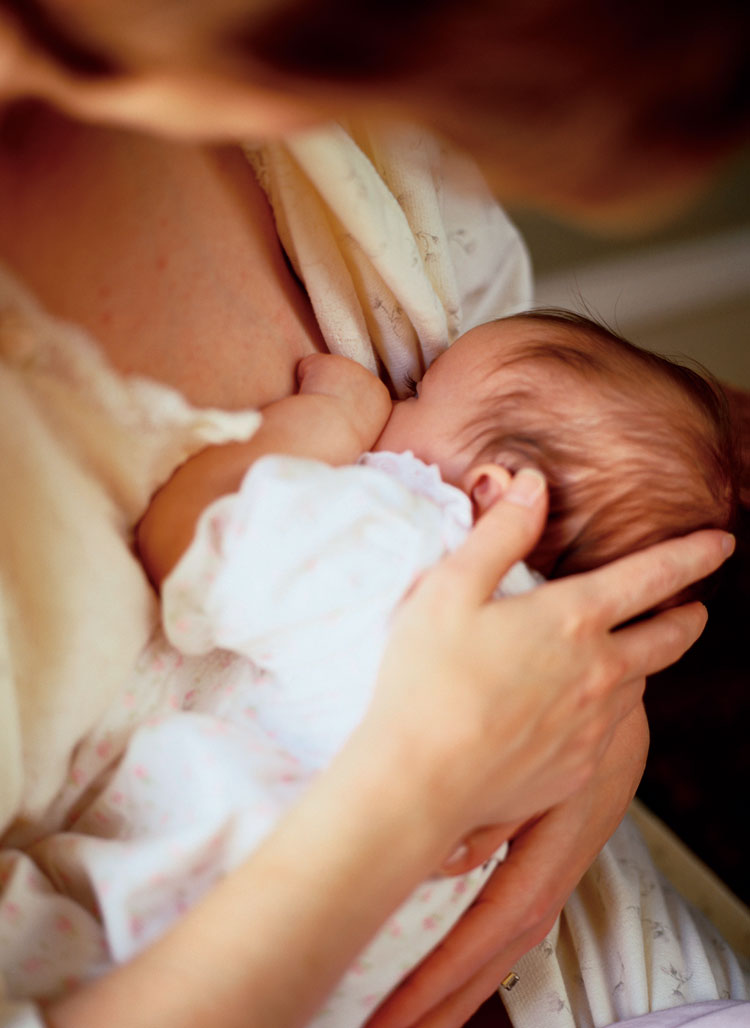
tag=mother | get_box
[0,1,747,1027]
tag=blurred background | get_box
[508,152,749,906]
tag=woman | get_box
[0,1,747,1026]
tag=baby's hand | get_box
[138,355,392,588]
[297,353,392,453]
[297,352,382,397]
[295,351,392,456]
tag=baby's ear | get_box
[462,462,513,520]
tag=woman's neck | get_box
[0,103,325,410]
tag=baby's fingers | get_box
[432,468,548,606]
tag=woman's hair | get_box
[465,311,740,596]
[0,0,121,76]
[4,0,749,204]
[234,0,750,203]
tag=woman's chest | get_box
[0,110,325,410]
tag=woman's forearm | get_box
[44,720,453,1028]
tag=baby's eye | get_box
[403,374,419,397]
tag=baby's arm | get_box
[136,354,392,587]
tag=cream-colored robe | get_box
[0,270,262,839]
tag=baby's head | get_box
[374,311,738,586]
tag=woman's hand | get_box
[361,465,732,1028]
[368,706,649,1028]
[367,467,730,839]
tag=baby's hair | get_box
[467,310,739,600]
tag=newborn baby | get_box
[158,310,737,762]
[373,309,737,583]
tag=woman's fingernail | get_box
[722,533,736,557]
[473,474,491,498]
[505,468,546,507]
[443,843,469,868]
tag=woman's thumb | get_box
[438,467,548,605]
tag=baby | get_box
[144,307,737,771]
[379,309,738,584]
[141,308,738,597]
[372,309,738,584]
[37,312,737,1026]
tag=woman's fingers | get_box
[368,827,559,1028]
[611,601,709,679]
[399,944,539,1028]
[569,529,734,630]
[432,468,548,606]
[370,812,572,1027]
[439,823,522,877]
[367,709,649,1028]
